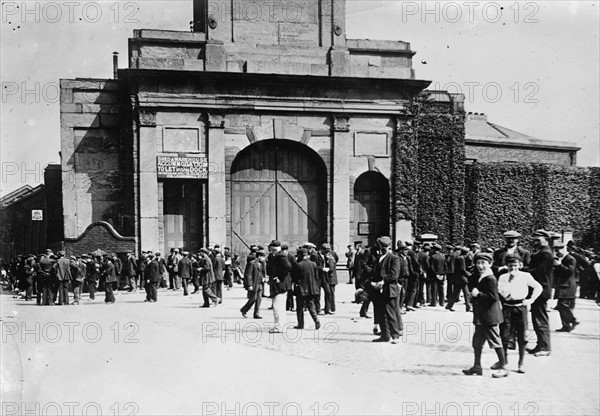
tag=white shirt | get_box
[498,270,542,302]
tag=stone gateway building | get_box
[3,0,597,262]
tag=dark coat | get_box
[270,252,292,296]
[428,252,446,276]
[529,246,554,300]
[406,249,421,279]
[144,259,161,284]
[198,256,215,286]
[554,254,577,299]
[244,259,264,291]
[103,260,118,283]
[315,252,337,285]
[212,254,225,281]
[472,272,503,326]
[292,258,320,296]
[493,246,531,269]
[178,257,193,279]
[353,249,374,282]
[126,256,137,277]
[54,258,71,281]
[372,251,401,298]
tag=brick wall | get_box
[63,222,135,256]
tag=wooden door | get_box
[163,180,203,255]
[353,172,389,245]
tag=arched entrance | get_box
[353,171,390,245]
[231,140,326,257]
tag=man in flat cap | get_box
[102,253,117,304]
[371,236,402,343]
[493,231,531,276]
[211,245,226,302]
[36,250,55,305]
[428,244,446,307]
[179,251,193,296]
[240,250,266,319]
[144,252,160,302]
[267,240,292,333]
[345,244,356,285]
[553,242,579,332]
[125,251,138,292]
[315,243,338,315]
[446,246,472,312]
[291,248,321,330]
[463,252,507,378]
[53,251,71,306]
[198,248,219,307]
[527,230,554,356]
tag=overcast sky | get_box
[1,1,599,196]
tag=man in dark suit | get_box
[493,230,531,276]
[102,254,117,304]
[144,252,160,302]
[53,251,71,305]
[268,241,292,333]
[371,236,402,344]
[404,241,422,311]
[178,251,193,296]
[527,230,554,356]
[462,252,507,378]
[417,243,430,306]
[240,250,265,319]
[316,243,337,315]
[292,248,321,329]
[199,248,219,307]
[395,241,411,313]
[353,242,374,318]
[428,244,446,307]
[212,246,226,303]
[446,247,472,312]
[125,251,137,292]
[553,242,579,332]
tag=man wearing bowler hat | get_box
[527,230,554,356]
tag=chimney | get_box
[113,52,119,80]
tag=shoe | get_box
[372,337,390,343]
[533,350,551,357]
[200,304,210,308]
[555,327,571,332]
[269,328,283,334]
[325,311,335,315]
[390,338,399,344]
[526,347,540,355]
[466,309,472,312]
[293,325,304,329]
[571,321,580,330]
[213,298,220,307]
[71,301,79,305]
[406,306,416,312]
[373,328,381,335]
[360,314,372,319]
[490,361,503,370]
[268,306,273,310]
[492,369,509,378]
[253,316,263,319]
[462,366,483,376]
[241,310,247,318]
[517,365,525,374]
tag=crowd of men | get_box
[2,228,599,376]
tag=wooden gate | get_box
[163,180,204,255]
[231,140,325,258]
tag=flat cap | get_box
[396,241,408,250]
[550,232,562,240]
[147,252,155,258]
[182,251,189,256]
[58,250,66,256]
[320,243,331,251]
[474,252,493,263]
[354,241,363,246]
[303,242,317,249]
[270,240,282,247]
[505,253,522,263]
[200,248,210,254]
[155,252,161,256]
[460,246,470,254]
[297,248,308,257]
[532,229,551,239]
[256,250,266,256]
[281,244,289,251]
[377,236,392,247]
[503,230,521,238]
[469,242,481,249]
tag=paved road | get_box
[1,283,598,415]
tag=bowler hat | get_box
[396,242,408,250]
[270,240,282,247]
[297,248,308,257]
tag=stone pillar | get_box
[207,112,226,247]
[332,115,351,255]
[138,110,159,252]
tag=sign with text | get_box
[157,156,208,179]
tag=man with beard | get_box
[292,248,321,330]
[493,231,531,276]
[553,242,579,332]
[527,230,554,357]
[240,250,265,319]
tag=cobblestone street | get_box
[2,283,598,415]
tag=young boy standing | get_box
[463,252,508,378]
[497,253,542,373]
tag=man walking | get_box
[527,230,554,357]
[179,251,193,296]
[199,248,219,307]
[428,244,446,307]
[268,241,292,333]
[240,250,265,319]
[553,241,579,332]
[144,252,160,302]
[103,254,117,304]
[125,251,137,292]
